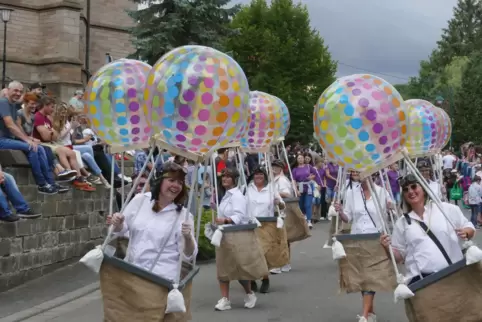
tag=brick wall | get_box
[0,167,111,292]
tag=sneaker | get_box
[73,178,95,191]
[80,184,96,192]
[260,279,270,293]
[52,183,69,193]
[118,174,132,183]
[57,170,77,181]
[0,214,19,222]
[250,280,258,293]
[214,297,231,311]
[87,175,102,185]
[244,292,257,309]
[281,264,291,272]
[38,185,58,195]
[17,209,41,219]
[308,221,313,229]
[368,313,377,322]
[100,177,111,189]
[270,268,282,274]
[357,316,368,322]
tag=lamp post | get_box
[434,90,454,149]
[0,8,13,89]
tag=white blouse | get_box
[391,202,475,280]
[428,180,443,200]
[245,183,285,218]
[116,192,198,282]
[217,187,250,224]
[343,184,390,234]
[273,175,293,198]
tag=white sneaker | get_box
[214,297,231,311]
[281,264,291,272]
[118,174,132,183]
[244,292,257,309]
[270,268,282,274]
[357,316,368,322]
[368,313,377,322]
[308,222,313,229]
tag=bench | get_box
[0,149,30,168]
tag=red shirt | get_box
[33,112,53,142]
[217,159,226,174]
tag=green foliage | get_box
[224,0,337,144]
[128,0,240,65]
[196,209,215,261]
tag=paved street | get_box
[7,207,481,322]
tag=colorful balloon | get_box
[84,59,151,147]
[270,95,290,142]
[405,99,439,157]
[313,74,408,174]
[434,107,452,150]
[144,46,250,156]
[240,91,277,152]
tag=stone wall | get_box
[0,167,110,292]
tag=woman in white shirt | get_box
[245,166,285,293]
[381,174,475,288]
[214,168,257,311]
[108,162,198,318]
[334,171,392,322]
[418,161,443,201]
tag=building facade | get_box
[0,0,136,101]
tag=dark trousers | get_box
[320,187,328,218]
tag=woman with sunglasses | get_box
[334,170,392,322]
[213,168,257,311]
[107,162,198,320]
[380,174,475,313]
[246,166,285,293]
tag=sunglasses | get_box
[402,183,419,193]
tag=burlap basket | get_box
[404,262,482,322]
[338,237,396,293]
[327,220,352,246]
[216,229,269,281]
[100,260,194,322]
[283,198,311,243]
[255,221,289,269]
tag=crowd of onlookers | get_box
[0,81,132,223]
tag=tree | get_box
[128,0,240,65]
[224,0,337,144]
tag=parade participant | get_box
[325,160,339,206]
[246,166,285,293]
[270,159,293,273]
[387,163,401,204]
[314,157,327,221]
[335,171,392,322]
[213,168,257,311]
[106,162,198,320]
[418,161,443,200]
[380,174,475,320]
[292,154,320,228]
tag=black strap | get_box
[403,214,452,265]
[359,185,378,230]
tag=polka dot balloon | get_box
[144,45,250,157]
[84,59,152,147]
[405,99,439,157]
[240,91,277,152]
[313,74,408,175]
[433,107,452,150]
[270,95,290,142]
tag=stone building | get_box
[0,0,136,101]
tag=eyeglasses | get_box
[402,183,419,193]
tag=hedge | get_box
[196,209,216,261]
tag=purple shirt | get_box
[316,167,326,188]
[387,169,400,194]
[292,165,320,193]
[325,163,339,189]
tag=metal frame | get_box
[283,197,300,203]
[103,253,200,290]
[335,233,381,242]
[256,217,277,222]
[220,223,258,232]
[408,259,466,292]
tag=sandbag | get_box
[284,200,311,243]
[116,237,129,260]
[100,261,193,322]
[327,220,352,246]
[404,263,482,322]
[338,238,396,293]
[216,230,268,281]
[255,221,289,269]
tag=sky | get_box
[233,0,458,84]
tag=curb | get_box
[0,282,99,322]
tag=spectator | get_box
[68,90,84,112]
[0,165,41,222]
[33,96,95,191]
[29,82,46,97]
[0,81,58,194]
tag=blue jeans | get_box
[0,173,29,217]
[0,138,54,186]
[104,153,121,175]
[299,192,313,221]
[73,145,102,176]
[325,187,335,203]
[42,146,57,170]
[470,205,479,227]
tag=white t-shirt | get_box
[343,184,390,234]
[391,202,474,280]
[442,155,456,169]
[428,180,443,200]
[82,128,98,146]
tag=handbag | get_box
[450,184,462,201]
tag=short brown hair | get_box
[38,95,55,108]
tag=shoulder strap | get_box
[404,213,452,266]
[359,185,378,230]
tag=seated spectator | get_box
[68,89,84,112]
[33,96,95,192]
[17,92,75,185]
[0,81,58,195]
[0,165,41,222]
[132,148,162,193]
